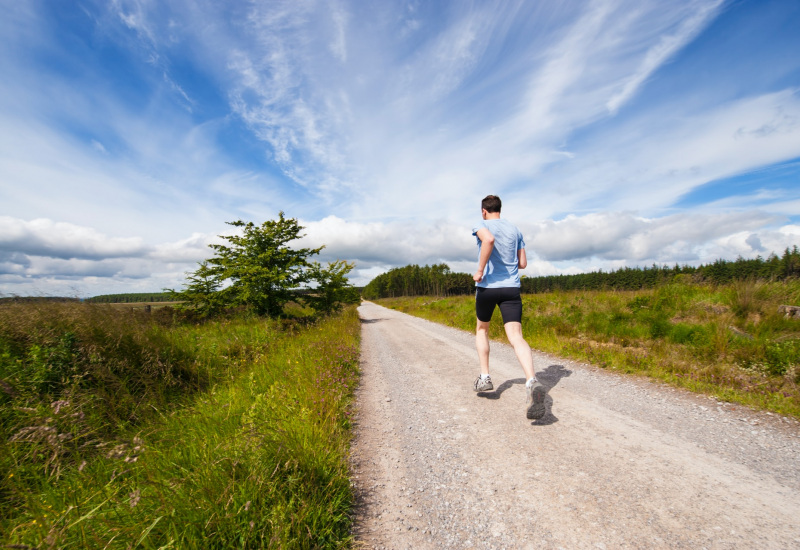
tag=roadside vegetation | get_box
[0,299,360,548]
[376,278,800,418]
[1,213,362,548]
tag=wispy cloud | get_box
[606,0,725,114]
[534,89,800,218]
[1,0,799,295]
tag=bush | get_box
[668,323,709,347]
[764,339,800,377]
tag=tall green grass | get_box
[1,301,360,548]
[377,280,800,418]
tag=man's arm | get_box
[518,247,527,270]
[473,227,495,282]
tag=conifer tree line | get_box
[87,293,175,303]
[361,263,474,299]
[362,246,800,299]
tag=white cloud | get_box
[0,217,147,260]
[329,2,348,63]
[300,215,474,266]
[683,187,800,218]
[149,232,218,262]
[0,217,219,296]
[524,210,782,262]
[114,0,158,44]
[299,211,799,279]
[91,140,107,154]
[2,208,797,296]
[0,81,263,244]
[317,0,741,224]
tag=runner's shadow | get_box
[359,318,385,324]
[531,364,572,426]
[537,364,572,389]
[476,378,524,400]
[476,364,572,426]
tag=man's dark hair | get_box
[481,195,502,213]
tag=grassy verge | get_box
[1,301,360,548]
[375,279,800,418]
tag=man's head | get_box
[481,195,502,214]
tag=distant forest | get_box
[87,292,176,303]
[361,246,800,299]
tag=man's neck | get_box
[484,212,501,220]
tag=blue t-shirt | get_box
[472,218,525,288]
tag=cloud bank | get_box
[0,0,799,296]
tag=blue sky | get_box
[1,0,799,296]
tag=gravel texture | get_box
[349,301,800,549]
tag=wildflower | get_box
[106,444,127,460]
[129,489,141,508]
[51,400,70,414]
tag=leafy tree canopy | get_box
[172,213,359,317]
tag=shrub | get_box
[726,278,767,318]
[668,323,709,347]
[763,339,800,377]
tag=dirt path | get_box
[349,301,800,549]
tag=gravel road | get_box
[349,301,800,549]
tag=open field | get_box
[1,300,360,548]
[375,279,800,418]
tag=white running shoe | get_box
[473,375,493,392]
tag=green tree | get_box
[211,214,324,316]
[172,260,224,317]
[178,213,334,317]
[305,260,361,314]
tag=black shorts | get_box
[475,287,522,324]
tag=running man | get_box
[472,195,546,420]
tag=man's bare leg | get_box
[474,319,495,392]
[503,321,535,380]
[476,319,491,375]
[504,321,546,418]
